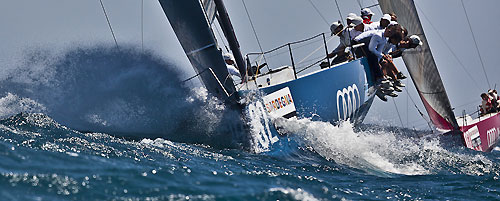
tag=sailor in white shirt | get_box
[354,29,383,44]
[368,24,401,62]
[325,21,353,66]
[354,29,390,62]
[347,16,365,39]
[352,24,403,100]
[346,13,357,28]
[370,14,392,30]
[329,21,350,47]
[390,34,423,59]
[223,53,241,79]
[351,28,388,87]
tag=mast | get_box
[377,0,459,130]
[214,0,246,80]
[158,0,237,102]
[213,0,247,81]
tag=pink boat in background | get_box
[379,0,499,152]
[459,113,500,152]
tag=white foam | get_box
[269,187,320,201]
[243,96,279,153]
[0,93,47,118]
[274,117,497,176]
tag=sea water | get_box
[0,46,498,200]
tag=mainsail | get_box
[378,0,459,130]
[158,0,237,101]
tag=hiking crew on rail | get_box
[327,8,423,102]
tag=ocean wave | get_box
[0,45,249,148]
[274,117,499,176]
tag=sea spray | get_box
[274,117,499,176]
[238,89,284,153]
[0,45,247,148]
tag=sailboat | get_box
[158,0,378,146]
[159,0,499,152]
[378,0,500,152]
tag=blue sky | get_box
[0,0,499,130]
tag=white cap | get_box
[223,53,234,61]
[381,14,391,21]
[361,8,375,16]
[409,35,423,46]
[346,13,357,20]
[350,16,364,26]
[330,21,342,36]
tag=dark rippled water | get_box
[0,113,499,200]
[0,46,498,200]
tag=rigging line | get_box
[363,0,382,16]
[371,3,383,16]
[297,36,335,65]
[406,85,433,131]
[332,0,344,26]
[406,79,409,127]
[461,0,490,89]
[99,0,118,48]
[307,0,330,26]
[141,0,144,52]
[405,79,410,128]
[241,0,269,71]
[392,98,405,127]
[454,98,481,112]
[355,0,363,9]
[415,3,482,91]
[180,68,210,83]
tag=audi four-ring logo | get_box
[336,84,360,120]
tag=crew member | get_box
[389,34,422,81]
[361,8,375,24]
[488,89,500,111]
[349,16,366,39]
[346,13,357,27]
[325,21,352,66]
[223,53,241,79]
[354,24,403,100]
[370,14,392,30]
[480,93,494,115]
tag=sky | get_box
[0,0,499,130]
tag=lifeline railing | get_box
[244,33,332,82]
[242,32,366,88]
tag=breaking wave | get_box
[0,45,246,148]
[274,117,499,176]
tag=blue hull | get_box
[241,58,376,126]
